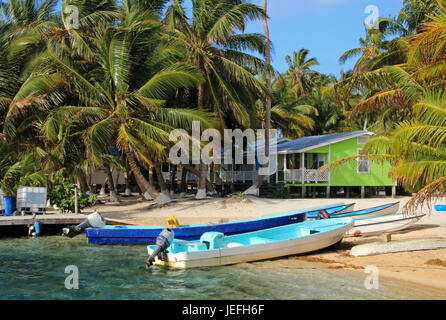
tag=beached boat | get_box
[146,218,355,269]
[435,205,446,211]
[86,203,350,244]
[307,202,400,220]
[260,203,355,219]
[346,213,426,237]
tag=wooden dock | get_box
[0,214,134,227]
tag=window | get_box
[358,135,370,145]
[286,153,301,169]
[357,149,370,174]
[317,154,326,169]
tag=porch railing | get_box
[161,168,329,184]
[283,169,329,184]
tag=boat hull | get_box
[86,203,350,244]
[346,213,426,237]
[308,202,400,220]
[147,219,355,268]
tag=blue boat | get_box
[435,205,446,211]
[146,218,355,268]
[307,202,400,220]
[86,203,352,244]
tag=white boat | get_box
[146,218,355,269]
[346,213,426,237]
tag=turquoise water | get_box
[0,235,442,300]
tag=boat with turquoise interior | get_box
[146,218,355,269]
[86,203,353,244]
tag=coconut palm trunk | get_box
[170,164,177,196]
[124,160,132,196]
[104,164,119,202]
[77,173,89,191]
[183,164,215,192]
[180,166,188,197]
[100,176,108,195]
[154,162,170,195]
[244,0,271,197]
[196,162,208,199]
[126,151,170,205]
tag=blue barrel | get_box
[435,205,446,212]
[4,196,16,216]
[34,222,40,235]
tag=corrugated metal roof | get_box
[276,130,371,153]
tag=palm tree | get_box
[356,90,446,214]
[0,0,66,195]
[331,2,446,133]
[0,141,47,196]
[164,0,267,199]
[321,2,446,213]
[0,0,125,198]
[285,48,320,98]
[255,74,317,138]
[44,1,214,204]
[398,0,441,33]
[0,0,62,137]
[243,0,271,196]
[339,27,385,75]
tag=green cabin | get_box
[221,130,397,198]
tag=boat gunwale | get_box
[330,201,400,216]
[353,213,426,227]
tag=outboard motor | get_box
[62,211,106,238]
[145,228,175,267]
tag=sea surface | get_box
[0,235,443,300]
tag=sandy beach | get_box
[81,194,446,296]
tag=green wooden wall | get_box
[329,136,395,187]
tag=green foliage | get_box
[0,143,47,196]
[48,169,96,213]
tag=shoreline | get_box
[79,194,446,297]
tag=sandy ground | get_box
[79,194,446,296]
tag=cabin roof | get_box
[276,130,373,154]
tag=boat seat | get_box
[171,241,208,253]
[249,237,274,245]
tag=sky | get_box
[243,0,405,77]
